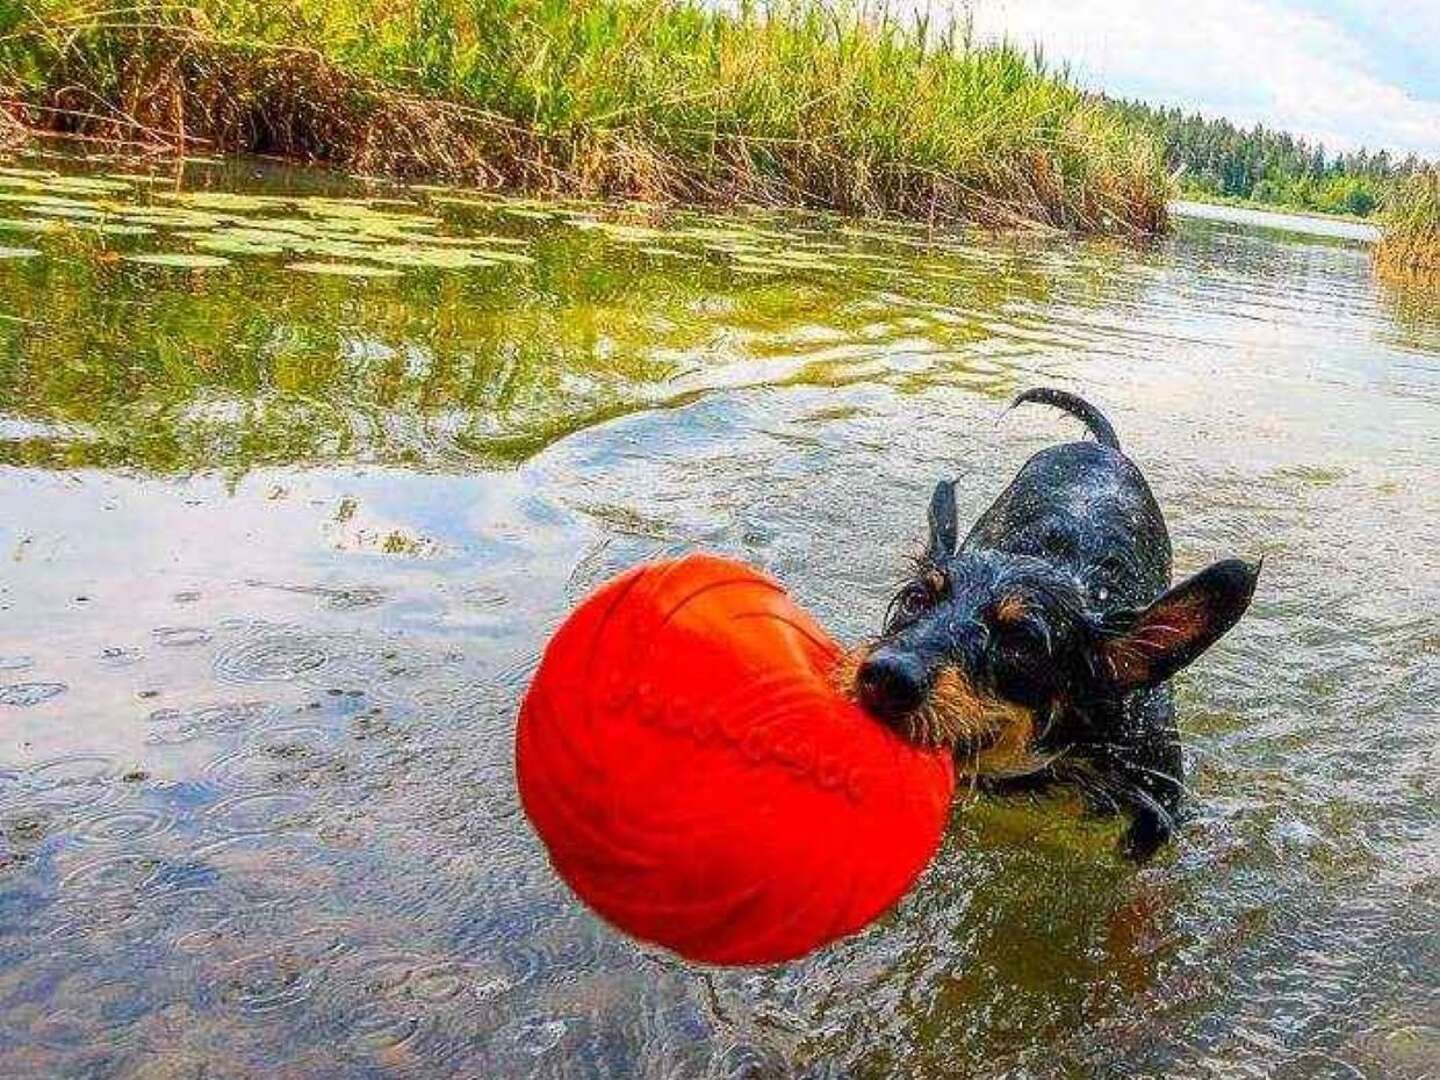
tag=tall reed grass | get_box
[1375,170,1440,278]
[0,0,1169,232]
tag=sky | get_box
[961,0,1440,159]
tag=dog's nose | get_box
[856,650,928,719]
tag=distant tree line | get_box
[1111,99,1435,217]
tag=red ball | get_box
[516,553,955,965]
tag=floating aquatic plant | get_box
[124,252,231,268]
[285,261,403,277]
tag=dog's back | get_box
[964,434,1172,612]
[967,392,1186,836]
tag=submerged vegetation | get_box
[1375,171,1440,279]
[0,155,1105,473]
[0,0,1168,232]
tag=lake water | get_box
[1,153,1436,1078]
[1169,199,1383,244]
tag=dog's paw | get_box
[1119,806,1173,863]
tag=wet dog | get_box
[844,389,1259,860]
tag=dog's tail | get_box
[1008,387,1121,450]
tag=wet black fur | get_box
[858,388,1259,860]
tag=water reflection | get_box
[1,154,1436,1078]
[0,152,1154,474]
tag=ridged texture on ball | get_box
[516,553,955,965]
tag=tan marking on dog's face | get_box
[835,651,1047,774]
[928,667,1041,773]
[872,664,1035,762]
[994,593,1028,625]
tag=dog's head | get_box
[843,481,1259,777]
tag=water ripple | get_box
[71,807,175,846]
[59,853,164,897]
[204,790,315,837]
[145,699,278,745]
[202,725,338,789]
[100,647,146,672]
[0,681,66,706]
[213,625,333,684]
[221,949,320,1015]
[152,626,213,648]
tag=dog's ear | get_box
[1094,559,1260,692]
[926,480,958,564]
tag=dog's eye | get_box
[890,584,933,624]
[997,616,1051,655]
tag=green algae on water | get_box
[124,252,232,268]
[285,261,404,277]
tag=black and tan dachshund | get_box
[845,388,1259,860]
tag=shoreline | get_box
[1169,199,1381,243]
[1175,191,1377,226]
[0,0,1170,236]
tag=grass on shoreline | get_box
[1176,172,1385,220]
[0,0,1168,233]
[1375,171,1440,279]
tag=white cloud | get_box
[958,0,1440,158]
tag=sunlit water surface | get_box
[1,153,1436,1078]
